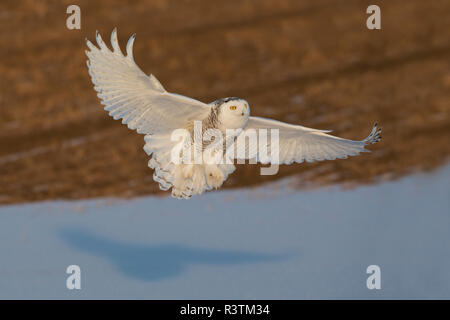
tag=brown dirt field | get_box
[0,0,449,204]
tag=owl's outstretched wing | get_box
[86,29,210,135]
[237,116,381,164]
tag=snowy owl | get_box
[86,29,382,199]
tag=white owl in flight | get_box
[86,29,381,199]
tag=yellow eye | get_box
[229,106,237,110]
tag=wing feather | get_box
[237,116,381,164]
[86,28,210,135]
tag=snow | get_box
[0,165,449,299]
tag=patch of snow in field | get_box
[0,165,449,299]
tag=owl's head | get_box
[215,97,250,130]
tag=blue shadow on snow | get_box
[59,227,288,281]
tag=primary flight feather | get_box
[86,29,381,199]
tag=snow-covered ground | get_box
[1,165,449,299]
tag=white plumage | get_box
[86,29,381,199]
[242,116,381,164]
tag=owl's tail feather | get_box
[149,154,209,199]
[168,163,210,199]
[144,133,236,199]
